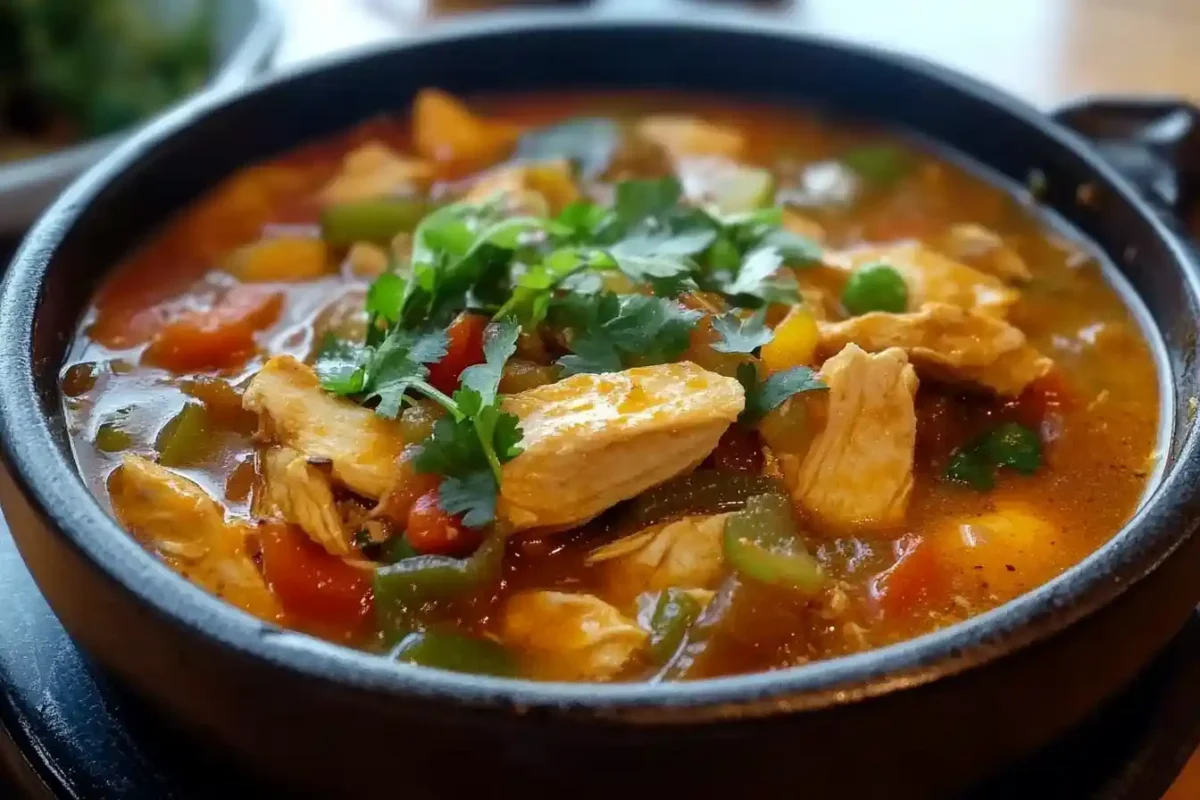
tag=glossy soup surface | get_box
[59,92,1160,682]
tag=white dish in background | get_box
[0,0,282,235]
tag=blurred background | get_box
[1,0,1199,797]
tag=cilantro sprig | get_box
[736,362,828,424]
[711,309,773,354]
[316,171,826,528]
[552,292,703,376]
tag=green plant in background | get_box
[1,0,214,151]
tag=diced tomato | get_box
[406,489,480,557]
[258,523,373,628]
[869,534,947,619]
[425,312,487,394]
[142,285,283,372]
[707,425,764,474]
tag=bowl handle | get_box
[1052,97,1200,233]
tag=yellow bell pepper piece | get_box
[761,306,819,373]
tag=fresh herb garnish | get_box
[555,292,702,376]
[944,422,1043,491]
[515,117,621,179]
[411,319,524,527]
[736,362,827,424]
[710,309,773,354]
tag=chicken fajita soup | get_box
[59,91,1161,682]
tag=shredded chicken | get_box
[258,447,350,556]
[320,142,434,205]
[498,362,744,532]
[588,514,730,606]
[791,345,918,532]
[818,302,1053,396]
[243,356,407,500]
[502,591,648,681]
[108,455,281,621]
[827,241,1018,317]
[936,223,1032,283]
[636,116,745,160]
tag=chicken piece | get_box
[464,160,579,215]
[243,356,406,500]
[108,455,281,621]
[818,303,1053,396]
[502,591,648,681]
[588,514,730,607]
[932,502,1067,604]
[792,345,917,532]
[936,223,1032,283]
[827,241,1018,317]
[498,363,744,532]
[259,447,350,556]
[320,142,434,205]
[636,116,745,160]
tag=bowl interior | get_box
[4,15,1200,709]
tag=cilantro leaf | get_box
[415,415,488,476]
[363,327,449,418]
[711,309,773,354]
[314,335,367,395]
[727,247,783,296]
[439,470,500,529]
[515,117,620,179]
[459,319,520,406]
[366,273,406,324]
[721,208,821,266]
[759,228,822,264]
[556,293,701,375]
[737,362,827,424]
[611,228,717,259]
[495,248,610,327]
[615,176,683,224]
[556,201,610,240]
[558,333,623,376]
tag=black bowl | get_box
[2,14,1199,799]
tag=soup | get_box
[59,91,1160,682]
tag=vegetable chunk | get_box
[498,362,745,531]
[243,357,406,500]
[108,455,281,621]
[502,591,648,680]
[791,345,918,532]
[818,302,1053,396]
